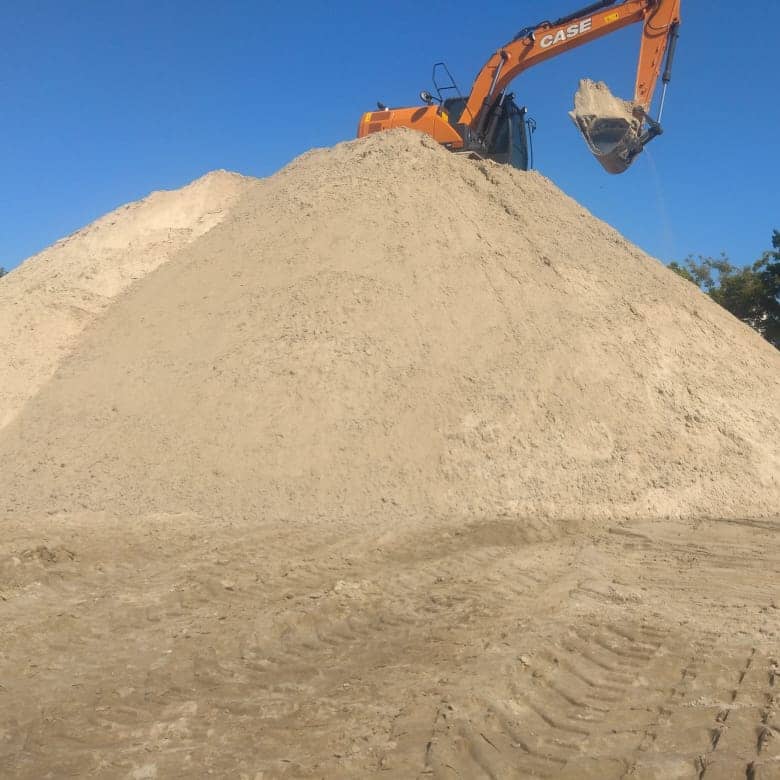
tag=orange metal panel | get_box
[357,107,464,148]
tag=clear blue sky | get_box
[1,1,777,272]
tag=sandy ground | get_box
[1,511,778,778]
[1,131,779,778]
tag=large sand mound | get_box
[1,130,779,524]
[0,170,254,430]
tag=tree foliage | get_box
[0,267,7,279]
[669,230,780,350]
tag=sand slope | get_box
[1,131,779,779]
[1,130,778,523]
[0,170,254,430]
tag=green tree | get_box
[668,232,780,350]
[0,267,7,278]
[668,254,729,290]
[758,230,780,347]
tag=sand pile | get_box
[1,129,779,525]
[0,170,254,430]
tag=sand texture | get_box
[1,130,779,778]
[2,130,778,523]
[0,170,253,431]
[570,78,640,126]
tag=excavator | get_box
[357,0,681,174]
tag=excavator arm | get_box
[460,0,680,132]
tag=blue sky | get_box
[1,1,777,272]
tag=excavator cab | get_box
[442,94,532,171]
[484,97,532,170]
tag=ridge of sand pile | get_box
[0,170,254,430]
[1,129,779,524]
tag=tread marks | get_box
[575,630,655,664]
[638,649,780,780]
[557,638,635,680]
[597,637,716,778]
[527,671,611,717]
[421,620,667,779]
[535,649,626,701]
[423,700,566,779]
[709,654,780,776]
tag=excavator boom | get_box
[461,0,680,131]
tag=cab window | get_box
[510,110,529,170]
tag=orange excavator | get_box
[357,0,681,174]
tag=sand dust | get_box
[1,130,779,778]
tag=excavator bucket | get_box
[569,79,648,175]
[572,114,645,174]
